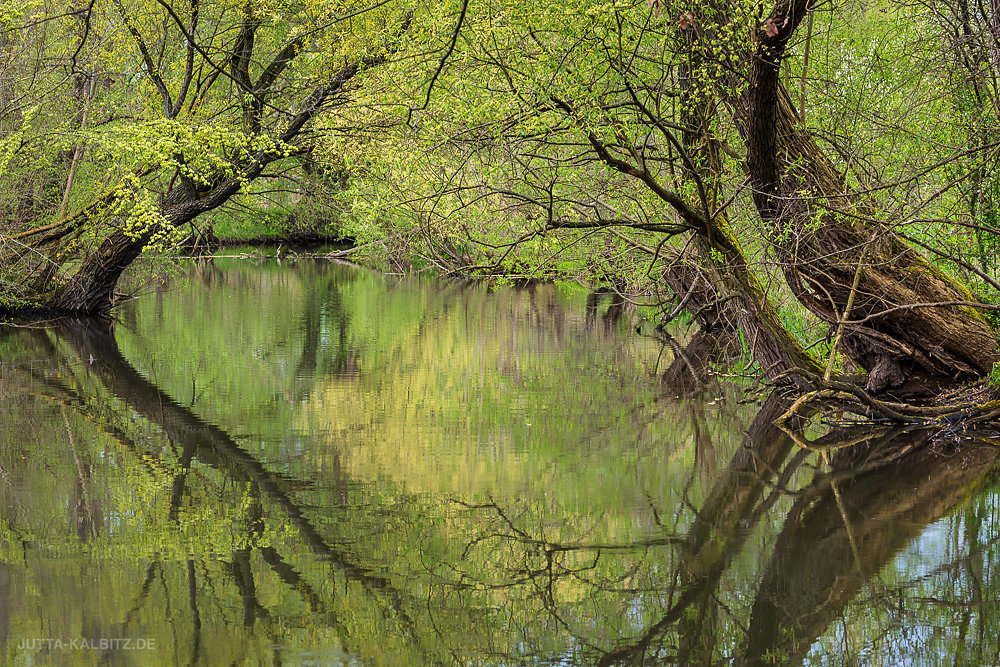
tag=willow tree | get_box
[728,0,999,390]
[335,0,1000,393]
[0,0,410,315]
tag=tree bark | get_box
[662,239,824,385]
[664,26,825,387]
[724,1,1000,392]
[45,227,157,313]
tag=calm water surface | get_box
[1,258,998,665]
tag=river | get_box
[0,257,997,665]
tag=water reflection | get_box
[0,259,998,665]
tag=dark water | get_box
[1,258,998,665]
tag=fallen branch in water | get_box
[773,369,1000,436]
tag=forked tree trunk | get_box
[731,0,999,392]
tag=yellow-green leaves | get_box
[0,108,34,180]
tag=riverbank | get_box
[181,226,354,255]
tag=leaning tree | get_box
[0,0,411,315]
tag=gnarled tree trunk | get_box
[46,179,243,313]
[731,0,999,392]
[662,238,824,387]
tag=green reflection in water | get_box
[0,258,998,665]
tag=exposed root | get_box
[774,369,1000,437]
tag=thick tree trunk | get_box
[731,2,1000,392]
[46,179,243,314]
[46,227,157,313]
[668,31,825,387]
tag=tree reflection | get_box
[1,288,999,664]
[742,428,1000,665]
[63,318,429,656]
[2,319,434,663]
[588,404,1000,664]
